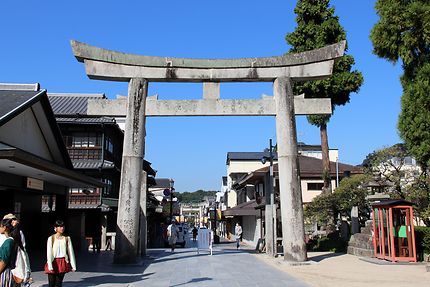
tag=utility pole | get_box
[263,139,276,257]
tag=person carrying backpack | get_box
[44,220,76,287]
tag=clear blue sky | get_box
[1,1,402,192]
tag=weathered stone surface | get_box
[274,77,307,262]
[83,59,335,82]
[87,97,332,116]
[72,40,345,68]
[114,78,147,264]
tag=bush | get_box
[415,226,430,261]
[307,233,347,253]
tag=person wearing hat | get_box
[2,214,26,251]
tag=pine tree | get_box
[286,0,363,193]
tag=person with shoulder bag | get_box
[44,220,76,287]
[0,219,16,287]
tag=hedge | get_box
[415,226,430,260]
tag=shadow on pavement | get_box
[307,252,345,262]
[170,277,213,287]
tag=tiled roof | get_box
[226,152,278,164]
[234,155,362,187]
[56,117,116,124]
[72,160,115,170]
[0,90,43,124]
[48,93,105,115]
[152,178,172,189]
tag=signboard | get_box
[27,177,44,191]
[197,228,213,255]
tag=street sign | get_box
[163,188,171,196]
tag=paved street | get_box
[29,237,309,287]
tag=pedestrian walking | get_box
[105,236,112,251]
[192,227,198,241]
[2,213,32,286]
[3,214,26,250]
[167,220,178,252]
[0,219,16,287]
[235,223,242,249]
[44,220,76,287]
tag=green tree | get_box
[362,143,413,197]
[404,175,430,226]
[176,190,218,203]
[304,174,372,226]
[371,0,430,170]
[398,63,430,170]
[286,0,363,193]
[370,0,430,77]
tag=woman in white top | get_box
[44,220,76,287]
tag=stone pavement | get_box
[28,237,309,287]
[26,235,430,287]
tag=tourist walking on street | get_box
[3,214,26,251]
[167,220,178,252]
[192,226,198,241]
[45,220,76,287]
[0,219,15,287]
[235,222,242,249]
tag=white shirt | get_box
[0,233,6,247]
[54,237,67,258]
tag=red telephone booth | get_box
[372,199,417,262]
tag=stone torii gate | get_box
[71,40,345,263]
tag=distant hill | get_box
[176,190,218,203]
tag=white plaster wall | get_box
[301,178,338,203]
[242,215,260,247]
[0,109,53,160]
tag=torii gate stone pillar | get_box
[71,40,345,263]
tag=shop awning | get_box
[0,142,104,189]
[223,200,260,216]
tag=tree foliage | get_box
[286,0,363,120]
[176,190,217,203]
[371,0,430,170]
[304,174,372,226]
[398,63,430,170]
[370,0,430,75]
[286,0,363,192]
[362,143,414,197]
[404,176,430,226]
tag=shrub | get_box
[415,226,430,261]
[307,233,347,253]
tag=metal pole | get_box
[336,157,339,188]
[269,139,276,256]
[170,189,173,221]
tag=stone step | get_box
[350,233,372,243]
[347,246,374,258]
[360,225,373,235]
[348,240,373,250]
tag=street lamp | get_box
[169,178,175,221]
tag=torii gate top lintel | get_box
[70,40,345,82]
[71,40,345,69]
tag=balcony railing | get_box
[69,194,101,206]
[67,147,102,160]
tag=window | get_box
[103,179,113,197]
[71,132,101,148]
[307,182,324,191]
[105,137,114,154]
